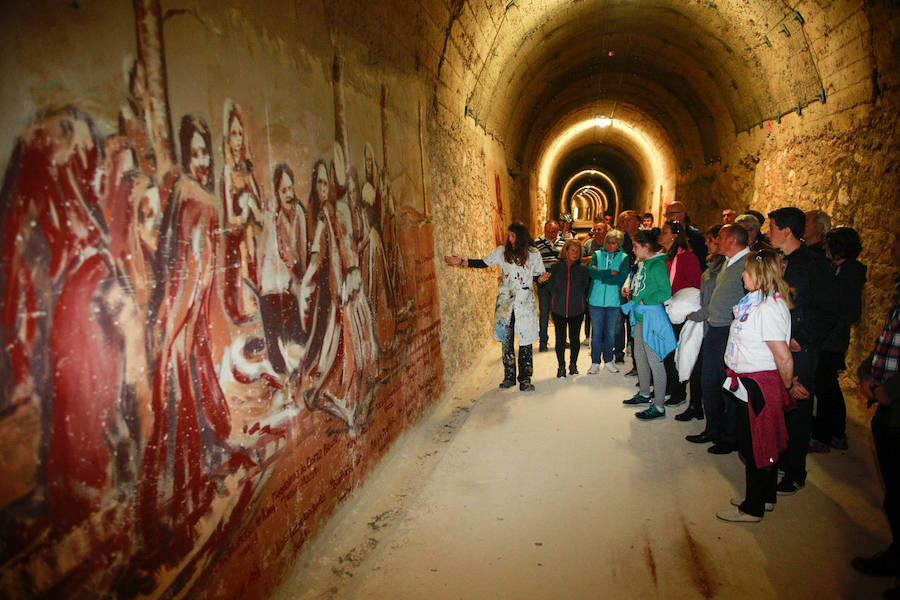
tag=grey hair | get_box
[605,229,624,243]
[735,213,761,232]
[809,210,832,234]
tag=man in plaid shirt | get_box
[535,220,563,351]
[853,232,900,590]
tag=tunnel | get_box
[0,0,898,597]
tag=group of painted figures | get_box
[0,74,413,588]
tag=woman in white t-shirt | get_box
[717,248,807,523]
[445,223,550,391]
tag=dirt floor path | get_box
[273,343,894,599]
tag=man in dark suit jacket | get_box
[768,207,838,495]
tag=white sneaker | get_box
[604,362,620,373]
[587,363,601,375]
[730,497,774,511]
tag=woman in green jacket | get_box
[623,228,674,419]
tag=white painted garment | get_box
[483,246,546,346]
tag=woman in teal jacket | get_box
[587,230,630,374]
[622,228,674,420]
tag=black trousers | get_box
[872,405,900,551]
[552,312,584,369]
[688,338,704,413]
[663,322,686,401]
[501,311,533,383]
[735,381,778,517]
[537,284,552,347]
[701,326,735,443]
[780,347,818,486]
[813,349,848,443]
[615,310,628,361]
[259,292,304,374]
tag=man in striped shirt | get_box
[535,220,563,351]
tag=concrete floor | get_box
[274,342,895,600]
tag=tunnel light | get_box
[596,117,612,128]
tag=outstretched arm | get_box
[444,255,488,269]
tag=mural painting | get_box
[492,173,507,247]
[0,2,443,598]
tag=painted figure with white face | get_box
[257,163,306,376]
[358,145,396,352]
[310,144,378,430]
[179,114,214,192]
[221,100,262,324]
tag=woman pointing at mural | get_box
[445,222,550,391]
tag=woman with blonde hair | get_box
[717,248,805,522]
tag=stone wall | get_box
[678,0,899,386]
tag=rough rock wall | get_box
[691,0,900,386]
[420,0,516,384]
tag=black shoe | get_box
[685,432,716,444]
[614,355,625,364]
[520,380,535,391]
[569,365,578,375]
[664,395,686,406]
[539,344,549,353]
[557,367,566,378]
[708,443,736,455]
[675,406,703,421]
[623,393,652,405]
[776,478,804,495]
[624,367,638,377]
[851,550,899,577]
[499,379,516,388]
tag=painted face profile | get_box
[348,177,358,203]
[228,115,244,160]
[189,132,211,185]
[364,145,375,181]
[278,171,294,212]
[315,163,329,204]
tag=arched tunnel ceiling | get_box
[464,0,825,171]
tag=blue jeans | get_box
[589,305,621,364]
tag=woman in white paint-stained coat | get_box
[444,222,550,391]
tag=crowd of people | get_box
[445,202,898,597]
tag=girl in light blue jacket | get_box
[587,231,631,374]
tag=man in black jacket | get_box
[664,201,708,270]
[768,207,839,495]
